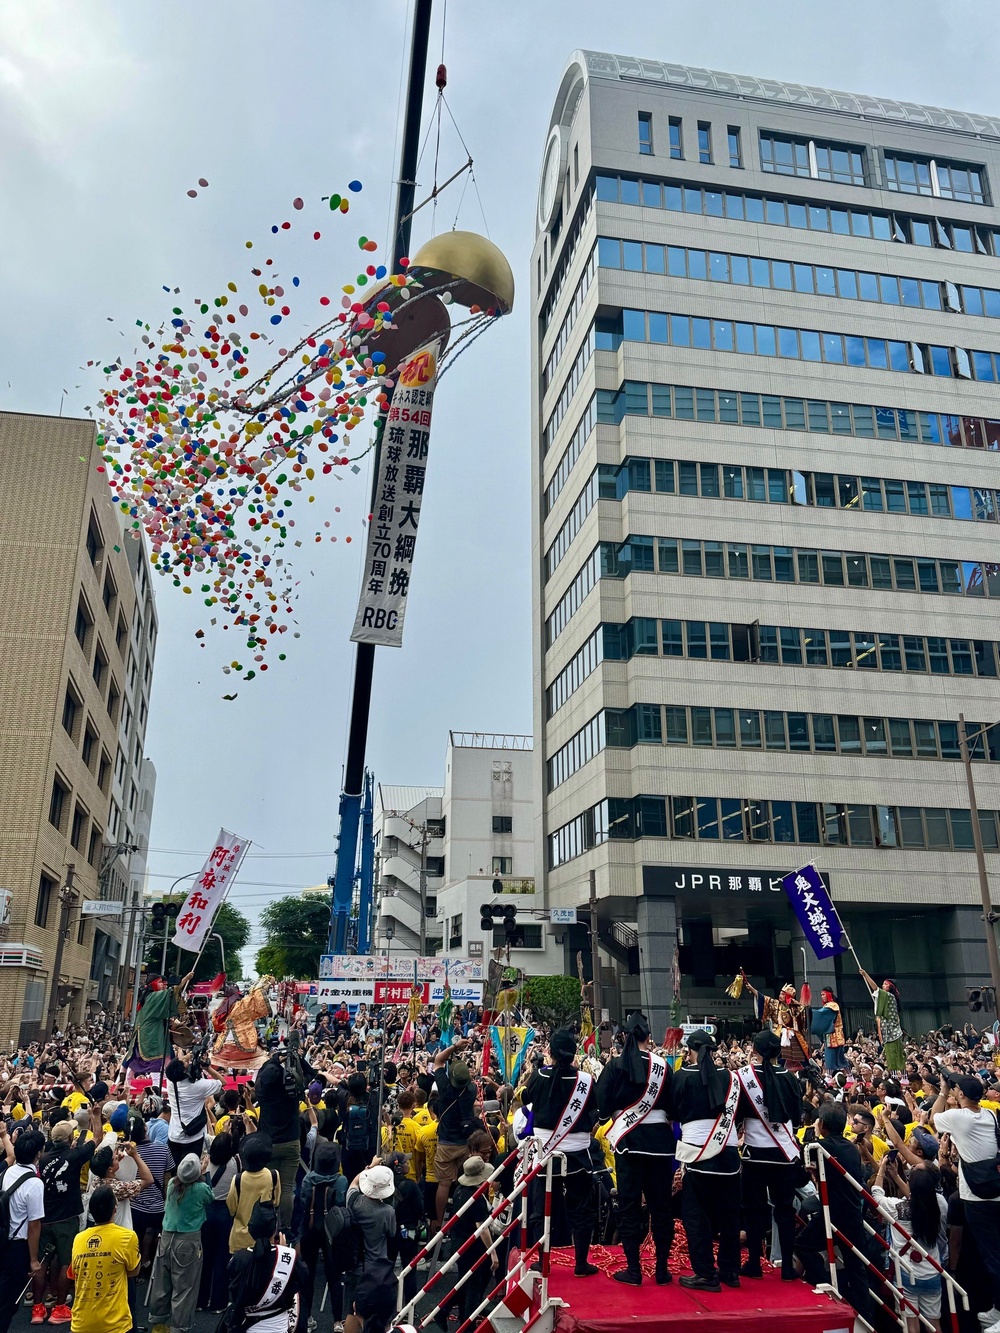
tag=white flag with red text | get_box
[172,829,250,954]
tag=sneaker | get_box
[984,1321,1000,1333]
[48,1308,72,1325]
[334,1324,345,1333]
[980,1313,1000,1328]
[30,1306,48,1324]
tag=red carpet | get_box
[548,1247,853,1333]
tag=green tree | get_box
[142,897,251,983]
[255,893,331,979]
[523,975,583,1029]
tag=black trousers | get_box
[741,1158,797,1272]
[682,1168,741,1280]
[527,1153,594,1249]
[615,1152,675,1253]
[0,1239,29,1333]
[965,1202,1000,1309]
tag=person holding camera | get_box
[163,1056,222,1169]
[931,1073,1000,1331]
[253,1038,317,1231]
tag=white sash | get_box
[737,1065,800,1163]
[532,1069,594,1154]
[246,1245,296,1316]
[675,1071,739,1164]
[516,1069,593,1192]
[607,1051,667,1150]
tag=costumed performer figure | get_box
[123,972,193,1083]
[595,1010,675,1287]
[522,1028,599,1278]
[859,968,904,1073]
[210,978,273,1073]
[740,975,810,1070]
[810,987,848,1071]
[737,1029,803,1281]
[673,1029,742,1292]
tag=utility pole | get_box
[328,0,434,954]
[418,825,429,957]
[959,714,1000,998]
[589,868,602,1024]
[46,864,79,1035]
[129,904,146,1024]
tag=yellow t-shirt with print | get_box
[69,1221,139,1333]
[62,1091,91,1113]
[593,1120,616,1187]
[410,1106,432,1129]
[394,1116,422,1178]
[415,1120,438,1184]
[215,1110,258,1137]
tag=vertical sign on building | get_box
[172,829,250,954]
[351,342,439,647]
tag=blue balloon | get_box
[348,180,362,192]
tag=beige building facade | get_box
[0,411,157,1043]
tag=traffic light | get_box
[151,900,180,931]
[480,904,497,932]
[503,904,525,949]
[969,987,984,1012]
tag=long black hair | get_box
[907,1167,941,1248]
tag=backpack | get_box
[307,1176,346,1233]
[0,1168,34,1251]
[345,1103,370,1153]
[959,1110,1000,1199]
[233,1168,278,1208]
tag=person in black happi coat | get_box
[738,1028,803,1280]
[522,1028,599,1277]
[595,1011,675,1286]
[673,1028,741,1292]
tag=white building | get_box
[375,732,564,977]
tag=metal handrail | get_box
[805,1141,968,1333]
[396,1142,566,1329]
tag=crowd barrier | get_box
[805,1140,969,1333]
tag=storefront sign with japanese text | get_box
[172,829,250,954]
[351,343,438,647]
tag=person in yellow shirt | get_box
[393,1092,423,1179]
[410,1089,432,1128]
[68,1185,140,1333]
[414,1109,438,1219]
[592,1119,617,1187]
[213,1087,259,1140]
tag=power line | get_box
[148,848,335,859]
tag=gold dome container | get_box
[411,231,515,314]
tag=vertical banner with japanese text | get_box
[351,342,439,646]
[780,864,847,961]
[172,829,250,954]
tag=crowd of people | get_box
[0,978,997,1333]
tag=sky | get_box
[3,0,1000,971]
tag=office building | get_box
[532,53,1000,1032]
[0,411,157,1042]
[375,732,563,978]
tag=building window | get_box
[74,599,92,651]
[92,644,107,693]
[77,917,87,945]
[85,514,103,568]
[885,152,986,204]
[449,913,463,950]
[668,117,683,160]
[116,615,127,654]
[82,724,97,769]
[492,923,543,950]
[425,855,445,878]
[573,143,579,185]
[62,688,80,739]
[728,126,742,168]
[98,751,112,794]
[88,826,103,867]
[49,776,69,831]
[492,816,513,833]
[107,681,120,724]
[70,805,88,851]
[36,873,56,928]
[102,575,116,615]
[697,122,712,164]
[426,817,446,837]
[637,112,652,156]
[760,132,866,186]
[492,856,512,875]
